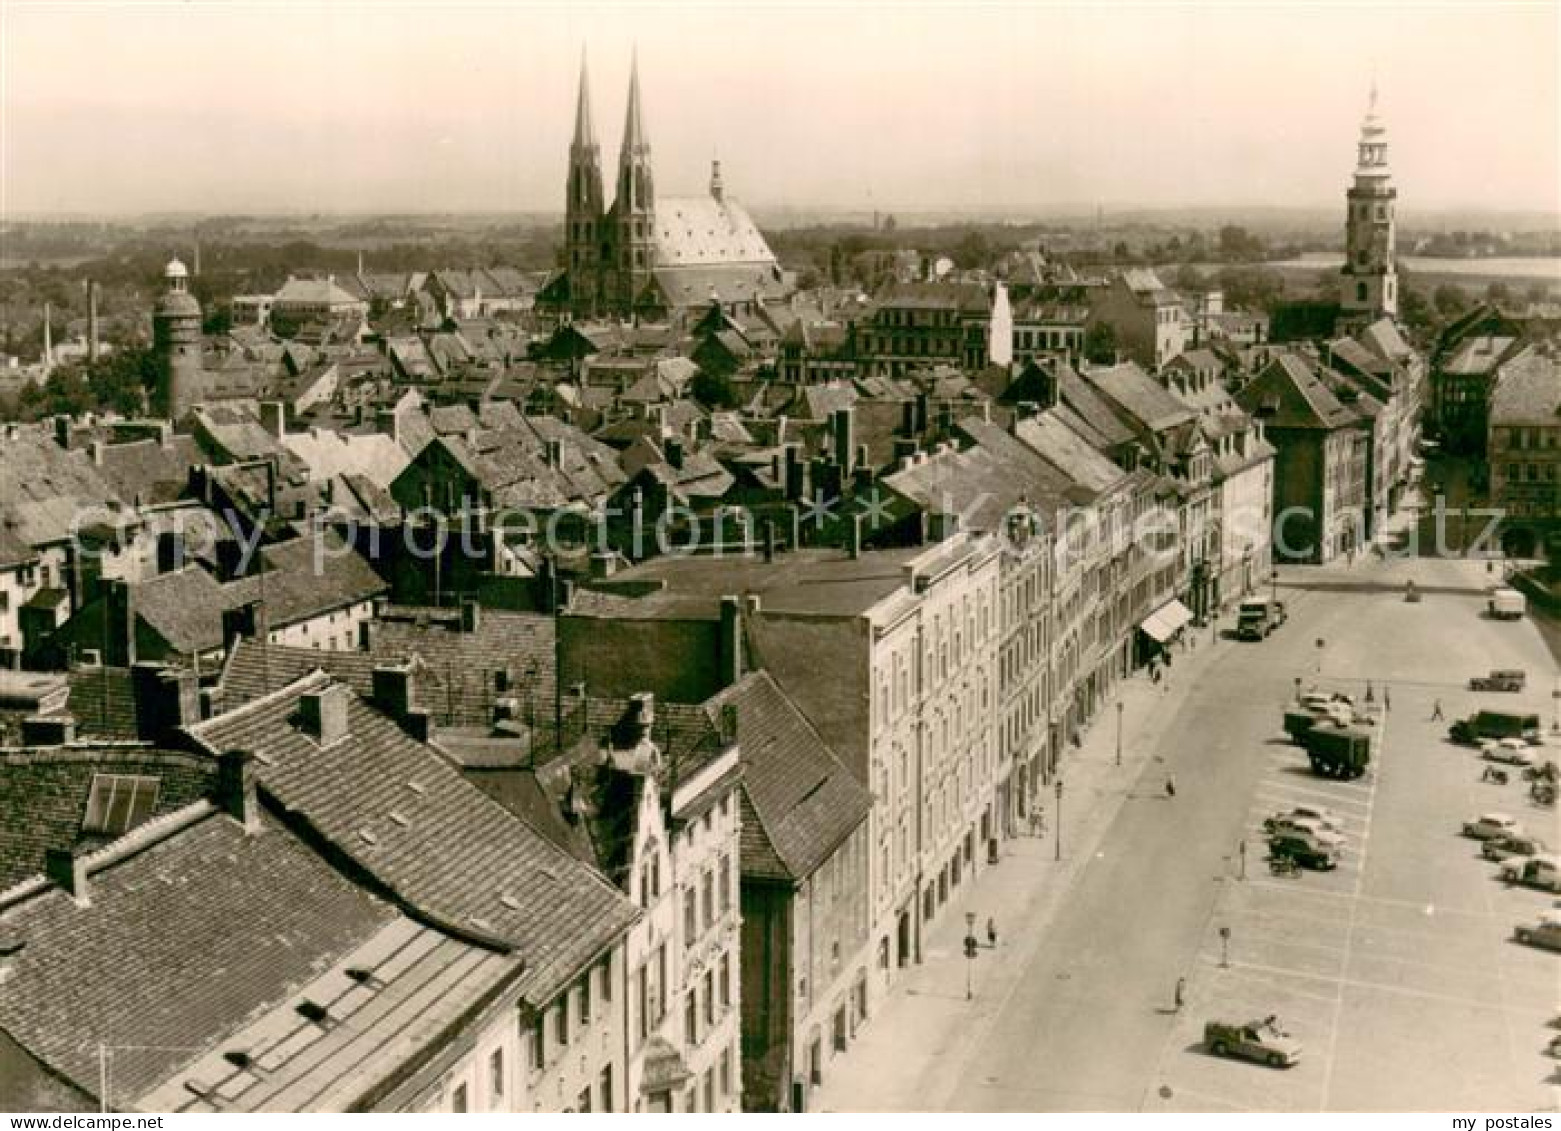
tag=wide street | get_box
[815,550,1561,1112]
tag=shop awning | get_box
[1140,599,1194,643]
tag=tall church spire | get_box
[572,48,596,150]
[565,50,606,318]
[621,49,648,157]
[613,48,656,311]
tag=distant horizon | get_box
[4,3,1557,218]
[4,201,1559,230]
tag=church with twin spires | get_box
[538,54,788,321]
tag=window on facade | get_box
[702,869,715,929]
[580,972,592,1025]
[577,1086,592,1113]
[530,1015,545,1068]
[600,954,613,1002]
[684,887,698,944]
[451,1083,468,1113]
[704,969,716,1026]
[555,998,569,1046]
[720,953,732,1009]
[636,965,650,1040]
[704,1067,716,1113]
[719,853,732,914]
[600,1064,614,1113]
[720,1047,733,1097]
[489,1049,504,1100]
[685,989,698,1044]
[655,944,668,1021]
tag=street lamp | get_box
[1219,926,1231,968]
[1270,568,1279,603]
[1054,778,1064,862]
[963,912,978,1000]
[1115,700,1124,767]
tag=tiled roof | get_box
[186,672,641,1002]
[95,435,204,507]
[0,744,213,890]
[708,673,869,882]
[122,533,386,656]
[872,280,990,315]
[0,432,125,549]
[63,666,140,739]
[1056,364,1135,448]
[366,607,556,728]
[744,615,870,783]
[0,809,396,1104]
[1085,362,1195,434]
[649,263,789,310]
[653,196,777,267]
[275,276,366,308]
[1237,353,1357,431]
[1013,410,1127,497]
[1490,352,1561,423]
[281,429,409,489]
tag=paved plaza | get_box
[816,550,1561,1112]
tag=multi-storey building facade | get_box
[1487,352,1561,560]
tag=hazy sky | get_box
[3,1,1557,217]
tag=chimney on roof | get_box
[664,435,684,470]
[372,663,429,742]
[44,845,91,906]
[88,440,104,467]
[833,407,855,474]
[53,414,72,451]
[627,691,655,745]
[298,683,351,746]
[20,715,75,746]
[216,748,261,833]
[783,443,805,502]
[105,579,136,667]
[88,281,100,364]
[259,401,286,440]
[719,594,743,689]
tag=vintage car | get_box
[1204,1017,1302,1068]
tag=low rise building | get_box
[1487,351,1561,559]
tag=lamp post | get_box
[1054,778,1064,862]
[1219,925,1231,968]
[1115,700,1124,767]
[963,911,978,1000]
[1270,567,1279,603]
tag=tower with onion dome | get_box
[153,257,203,418]
[1340,83,1398,321]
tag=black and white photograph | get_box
[0,0,1557,1116]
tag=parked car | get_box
[1464,813,1523,840]
[1483,833,1550,863]
[1469,669,1527,692]
[1204,1017,1302,1068]
[1482,739,1538,767]
[1499,854,1561,893]
[1513,911,1561,953]
[1269,835,1337,870]
[1264,805,1344,834]
[1301,691,1352,711]
[1266,817,1345,851]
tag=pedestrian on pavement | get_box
[1432,699,1444,721]
[1165,775,1177,799]
[1384,685,1391,711]
[987,917,997,948]
[1174,977,1186,1011]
